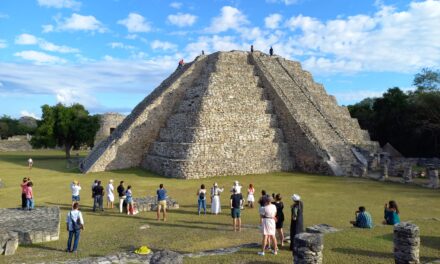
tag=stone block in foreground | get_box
[293,232,323,264]
[394,222,420,264]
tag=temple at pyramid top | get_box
[80,50,379,178]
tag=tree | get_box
[31,103,100,158]
[413,68,440,91]
[0,115,35,139]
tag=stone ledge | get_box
[133,197,179,212]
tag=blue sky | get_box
[0,0,439,119]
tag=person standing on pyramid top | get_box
[269,46,274,56]
[251,45,254,52]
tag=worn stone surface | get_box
[428,168,439,189]
[94,113,126,146]
[0,231,19,255]
[183,243,259,258]
[293,233,323,264]
[403,165,413,183]
[133,196,179,212]
[0,207,60,245]
[81,51,378,178]
[306,224,341,234]
[394,222,420,264]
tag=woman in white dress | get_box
[258,196,278,256]
[210,183,224,215]
[247,184,255,208]
[106,179,114,209]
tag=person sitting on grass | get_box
[383,200,400,225]
[350,206,373,228]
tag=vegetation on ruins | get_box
[349,68,440,157]
[30,103,99,158]
[0,115,36,139]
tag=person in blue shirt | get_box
[383,200,400,225]
[157,184,167,221]
[350,206,373,228]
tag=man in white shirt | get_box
[66,202,84,253]
[70,180,82,206]
[28,158,33,169]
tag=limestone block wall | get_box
[80,56,207,173]
[94,113,126,146]
[143,51,293,179]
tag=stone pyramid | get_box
[80,51,379,179]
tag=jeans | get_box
[26,198,34,210]
[93,195,103,211]
[67,229,81,252]
[198,199,206,214]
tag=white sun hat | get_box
[292,194,301,201]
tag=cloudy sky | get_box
[0,0,439,119]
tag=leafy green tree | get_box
[413,68,440,91]
[31,103,100,158]
[0,115,35,139]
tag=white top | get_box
[198,189,207,199]
[71,184,82,196]
[28,158,33,163]
[106,183,114,195]
[260,204,277,218]
[231,184,242,194]
[66,209,84,231]
[211,186,224,196]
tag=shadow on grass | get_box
[332,248,393,259]
[421,236,440,250]
[21,243,65,253]
[46,202,93,211]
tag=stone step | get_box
[176,98,272,115]
[159,126,284,143]
[149,140,290,160]
[166,112,278,128]
[143,154,293,179]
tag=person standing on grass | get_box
[258,190,267,207]
[70,180,81,206]
[28,158,33,170]
[273,194,285,246]
[230,188,244,232]
[125,185,134,215]
[106,179,114,209]
[290,194,304,251]
[66,202,84,253]
[157,184,167,221]
[211,183,224,215]
[247,184,255,208]
[20,177,30,209]
[350,206,373,228]
[25,181,34,210]
[383,200,400,225]
[197,184,207,215]
[92,181,104,212]
[117,181,126,213]
[258,196,278,256]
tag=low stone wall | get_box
[133,197,179,212]
[0,231,18,256]
[0,140,32,152]
[0,207,60,253]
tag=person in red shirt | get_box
[25,181,34,210]
[20,177,30,209]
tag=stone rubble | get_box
[306,224,341,234]
[0,231,18,256]
[427,168,439,189]
[293,232,324,264]
[394,222,420,264]
[133,196,179,212]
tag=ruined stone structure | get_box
[94,113,126,146]
[81,51,379,178]
[394,222,420,264]
[293,233,324,264]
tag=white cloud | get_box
[265,13,283,29]
[170,2,182,9]
[15,34,38,45]
[266,0,299,5]
[58,13,106,32]
[151,40,177,51]
[14,50,67,64]
[285,0,440,74]
[0,39,7,48]
[206,6,248,33]
[15,33,79,53]
[37,0,81,9]
[108,42,135,50]
[167,13,197,27]
[20,110,39,119]
[42,24,54,33]
[118,13,151,33]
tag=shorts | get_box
[231,208,241,218]
[72,195,80,202]
[158,200,167,210]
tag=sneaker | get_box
[257,252,265,256]
[272,250,278,255]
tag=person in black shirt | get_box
[269,46,274,56]
[117,181,126,213]
[273,194,285,246]
[230,188,243,232]
[93,181,104,212]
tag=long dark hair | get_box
[389,200,399,214]
[201,184,205,189]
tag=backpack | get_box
[70,212,83,231]
[199,191,205,200]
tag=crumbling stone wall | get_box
[94,113,126,146]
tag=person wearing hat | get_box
[211,183,224,215]
[106,179,115,209]
[70,180,82,206]
[290,194,304,251]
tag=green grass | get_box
[0,150,439,264]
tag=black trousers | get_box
[21,193,27,208]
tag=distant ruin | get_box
[94,113,126,146]
[81,51,379,179]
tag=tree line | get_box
[348,68,440,157]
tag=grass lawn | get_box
[0,150,439,264]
